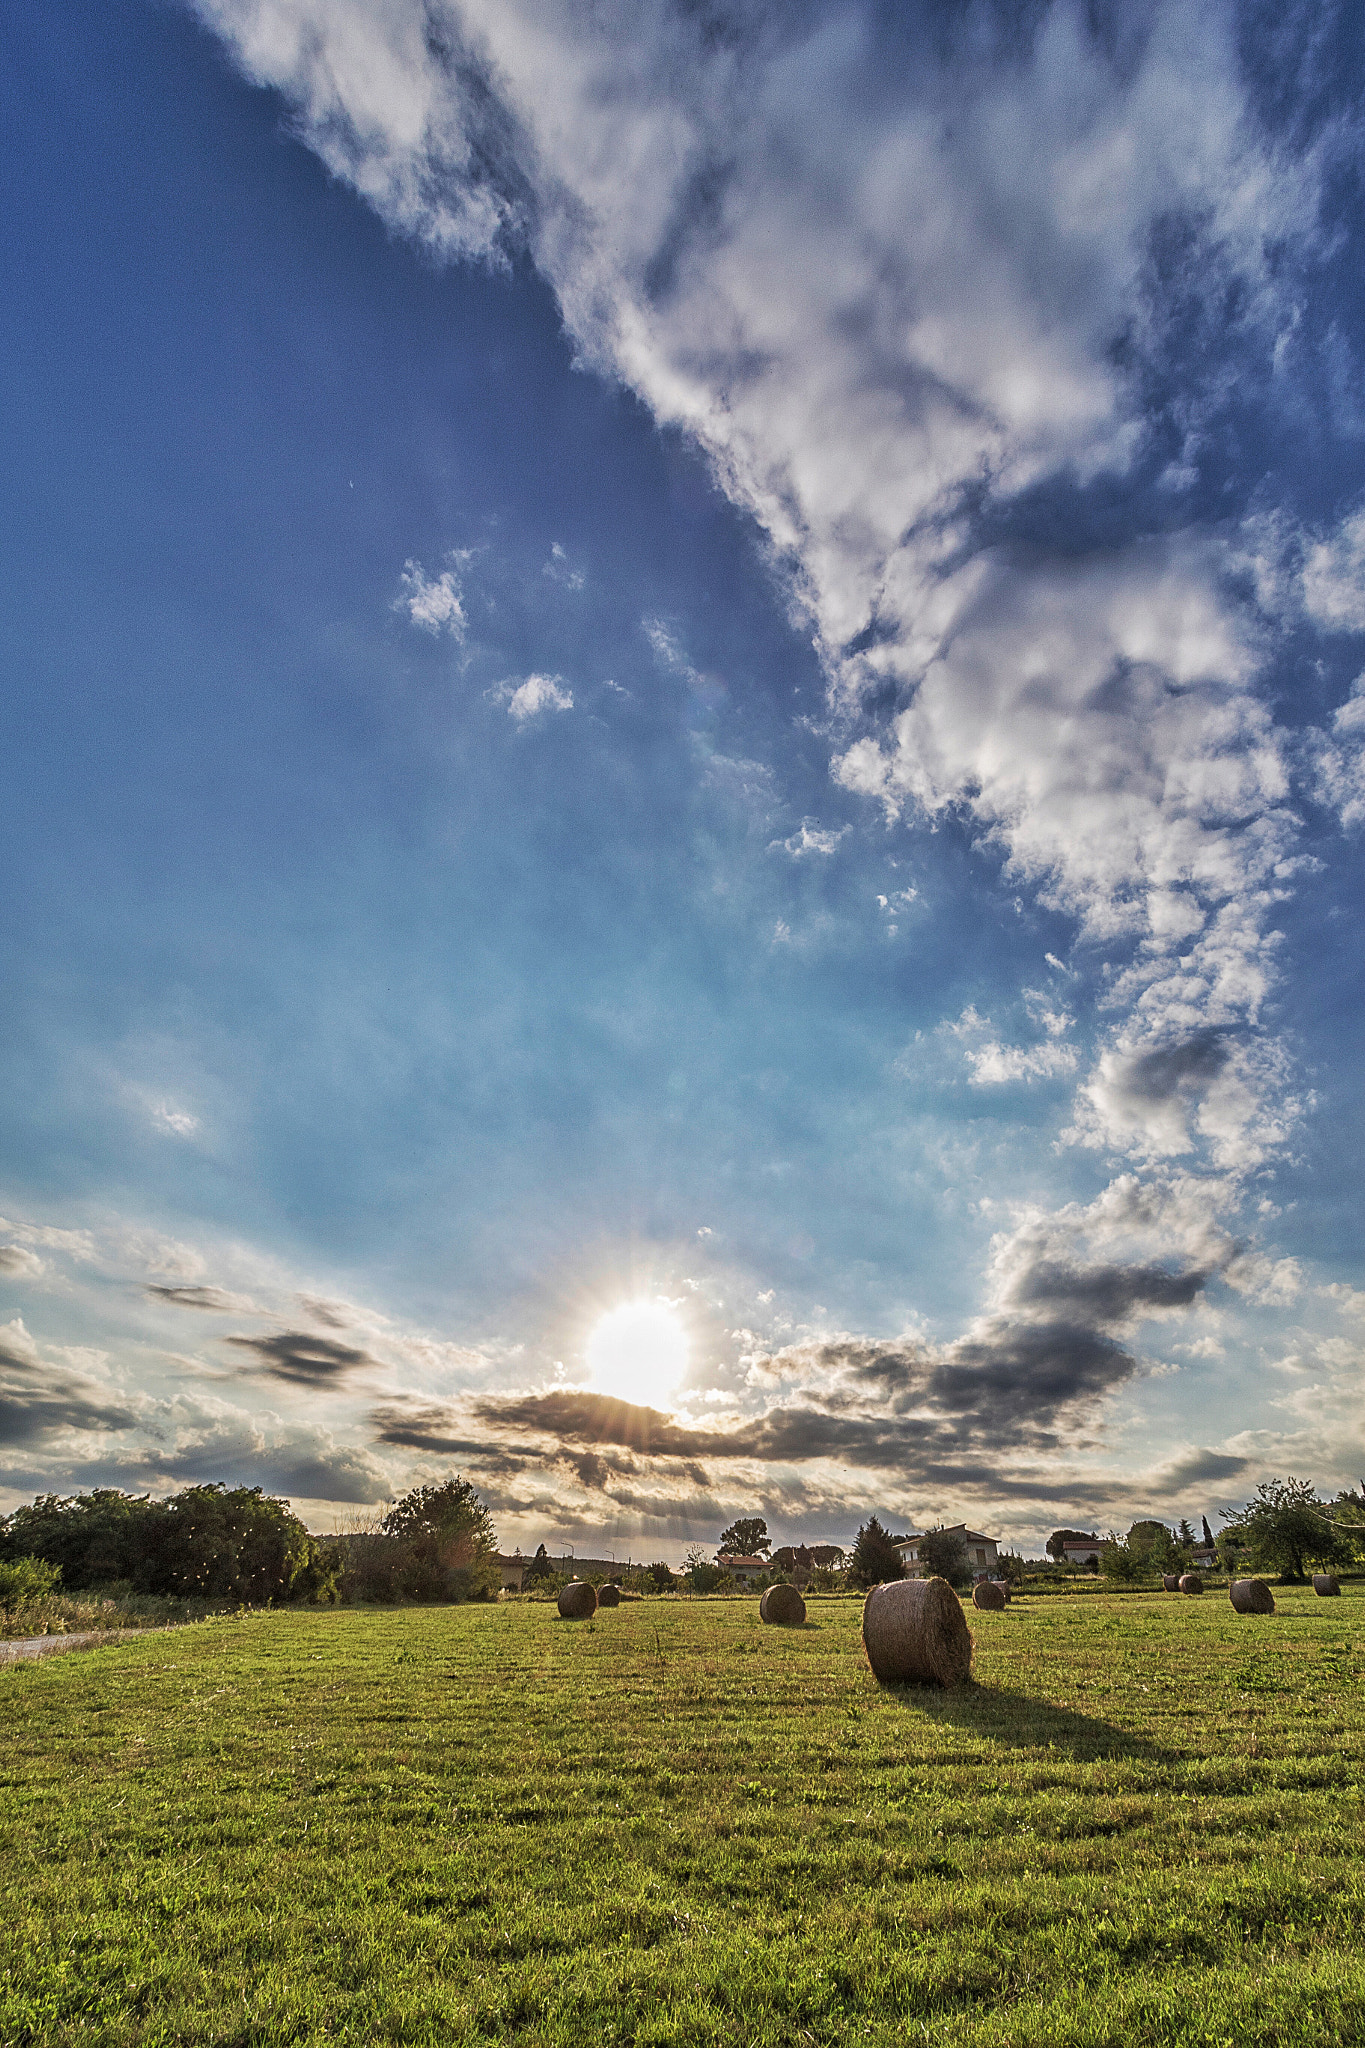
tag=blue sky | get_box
[2,0,1364,1556]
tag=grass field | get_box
[2,1589,1362,2046]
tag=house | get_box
[716,1552,768,1584]
[894,1525,1000,1577]
[1058,1536,1102,1568]
[497,1554,528,1591]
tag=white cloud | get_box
[151,1101,201,1138]
[397,556,467,638]
[945,1004,1078,1088]
[491,672,573,721]
[771,819,848,858]
[0,1246,44,1280]
[1303,509,1365,634]
[543,541,584,591]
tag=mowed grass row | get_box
[1,1590,1362,2046]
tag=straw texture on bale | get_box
[1229,1577,1275,1615]
[1162,1573,1181,1592]
[759,1583,807,1626]
[1178,1573,1204,1594]
[862,1576,973,1688]
[989,1580,1011,1602]
[595,1583,621,1608]
[972,1580,1006,1611]
[557,1579,598,1620]
[1312,1572,1341,1597]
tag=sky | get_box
[3,0,1365,1560]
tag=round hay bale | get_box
[862,1576,973,1688]
[759,1583,807,1626]
[1178,1573,1204,1595]
[1229,1577,1275,1615]
[557,1579,598,1620]
[1161,1573,1182,1592]
[989,1579,1011,1602]
[1312,1573,1341,1597]
[596,1583,621,1608]
[972,1579,1006,1611]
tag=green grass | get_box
[1,1590,1362,2046]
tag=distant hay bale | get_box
[862,1576,973,1688]
[1162,1574,1182,1592]
[596,1583,621,1608]
[1312,1573,1341,1597]
[759,1584,806,1626]
[557,1580,598,1620]
[1229,1577,1275,1615]
[1178,1573,1204,1595]
[989,1580,1011,1603]
[972,1580,1006,1611]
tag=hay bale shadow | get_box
[882,1681,1171,1761]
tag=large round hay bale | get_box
[972,1580,1006,1611]
[1161,1573,1181,1592]
[1229,1577,1275,1615]
[759,1583,807,1626]
[557,1579,597,1620]
[1312,1573,1341,1597]
[1178,1573,1204,1595]
[596,1583,621,1608]
[862,1576,973,1688]
[989,1579,1012,1603]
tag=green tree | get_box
[0,1489,154,1586]
[645,1561,675,1592]
[1101,1539,1143,1586]
[138,1486,331,1604]
[917,1525,970,1588]
[717,1517,770,1556]
[848,1516,906,1590]
[380,1477,498,1602]
[1222,1477,1351,1585]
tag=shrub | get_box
[339,1476,499,1605]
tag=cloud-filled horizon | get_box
[1,0,1363,1556]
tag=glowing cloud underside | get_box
[585,1301,688,1407]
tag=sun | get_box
[585,1299,689,1407]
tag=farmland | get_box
[1,1589,1362,2046]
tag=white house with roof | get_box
[894,1525,1000,1577]
[1057,1535,1103,1567]
[716,1552,768,1583]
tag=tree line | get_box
[0,1475,502,1612]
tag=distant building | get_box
[716,1552,767,1583]
[894,1525,1000,1577]
[1058,1536,1102,1568]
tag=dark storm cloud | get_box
[1004,1260,1212,1323]
[1147,1447,1251,1492]
[226,1330,377,1387]
[0,1332,138,1447]
[146,1285,242,1311]
[1107,1030,1230,1106]
[368,1402,541,1478]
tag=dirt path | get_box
[0,1630,137,1668]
